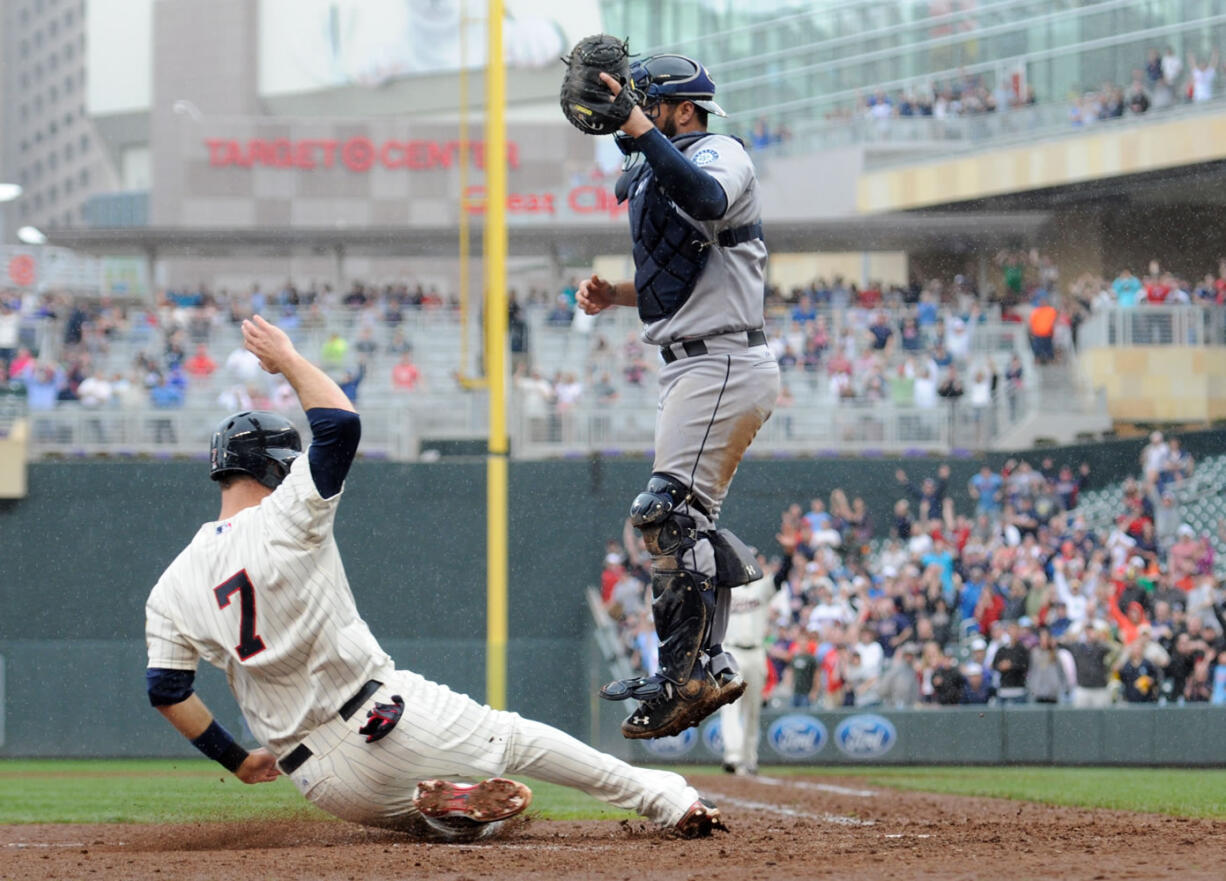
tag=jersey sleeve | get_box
[263,451,340,547]
[145,583,200,671]
[691,137,755,216]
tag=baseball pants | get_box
[653,339,779,647]
[285,670,699,834]
[718,646,766,771]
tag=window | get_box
[20,104,29,122]
[33,30,43,50]
[33,63,42,82]
[64,42,74,61]
[20,140,29,153]
[48,152,58,171]
[48,120,58,137]
[64,141,74,161]
[79,133,89,151]
[64,177,73,195]
[20,73,29,89]
[78,167,89,186]
[48,19,58,37]
[33,130,42,145]
[19,40,29,59]
[48,185,58,204]
[64,75,74,94]
[48,52,58,72]
[49,86,58,104]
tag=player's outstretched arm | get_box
[242,314,354,413]
[154,692,280,784]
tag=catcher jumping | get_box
[561,37,780,740]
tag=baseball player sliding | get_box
[144,315,724,839]
[563,40,780,739]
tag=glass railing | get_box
[1078,305,1226,348]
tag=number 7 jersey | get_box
[144,455,392,755]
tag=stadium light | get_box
[16,226,47,245]
[0,183,21,202]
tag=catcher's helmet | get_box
[209,410,302,490]
[629,54,726,117]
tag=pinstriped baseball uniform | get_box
[717,572,776,773]
[146,455,699,833]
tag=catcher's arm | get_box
[577,274,636,314]
[599,73,729,221]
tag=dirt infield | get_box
[3,773,1223,881]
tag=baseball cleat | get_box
[413,777,532,824]
[620,674,722,739]
[675,798,727,838]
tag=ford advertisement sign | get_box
[767,714,827,759]
[834,714,897,759]
[640,726,698,759]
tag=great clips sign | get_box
[204,137,522,172]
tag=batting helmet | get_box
[629,54,726,117]
[209,410,302,490]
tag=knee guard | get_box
[708,528,764,587]
[651,568,716,686]
[630,473,701,557]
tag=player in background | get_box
[719,550,791,776]
[144,315,724,839]
[577,55,780,739]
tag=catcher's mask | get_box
[210,410,302,490]
[629,54,726,118]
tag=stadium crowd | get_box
[0,248,1222,423]
[1068,47,1222,125]
[597,435,1226,710]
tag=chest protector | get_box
[616,132,714,323]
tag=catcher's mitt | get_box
[560,34,639,135]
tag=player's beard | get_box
[659,108,678,139]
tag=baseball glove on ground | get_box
[560,34,638,135]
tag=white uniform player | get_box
[145,315,723,839]
[718,561,781,776]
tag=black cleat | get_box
[675,798,727,838]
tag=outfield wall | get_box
[1,429,1223,757]
[594,700,1226,767]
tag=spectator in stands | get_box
[1027,627,1067,703]
[929,653,967,705]
[21,362,64,410]
[937,366,964,401]
[1188,51,1218,103]
[321,332,349,370]
[0,302,18,368]
[1062,621,1117,707]
[391,352,422,392]
[185,344,217,379]
[354,326,379,356]
[961,662,993,704]
[77,369,114,408]
[338,361,366,404]
[1115,638,1161,702]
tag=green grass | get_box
[0,759,635,825]
[4,760,1226,824]
[763,765,1226,820]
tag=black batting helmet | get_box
[209,410,302,490]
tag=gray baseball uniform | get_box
[602,123,779,740]
[718,570,777,774]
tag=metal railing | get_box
[1078,306,1226,348]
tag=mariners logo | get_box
[767,714,827,759]
[834,714,897,759]
[641,726,698,758]
[701,717,724,755]
[692,148,719,167]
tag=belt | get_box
[661,328,767,365]
[732,643,764,650]
[278,678,382,775]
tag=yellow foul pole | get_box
[484,0,509,711]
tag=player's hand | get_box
[242,314,298,375]
[598,72,652,137]
[235,748,281,784]
[577,274,616,315]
